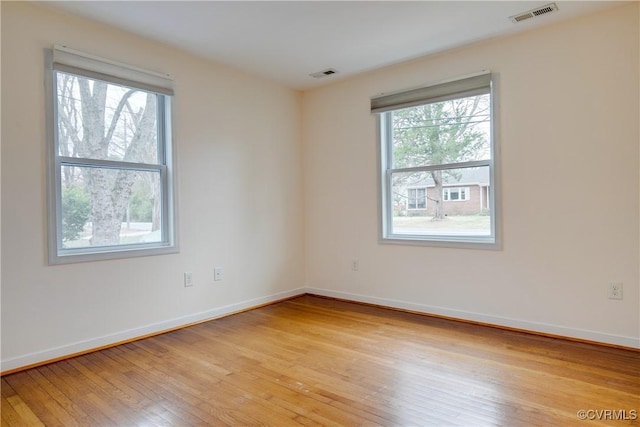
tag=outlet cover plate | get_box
[184,272,193,287]
[608,282,623,300]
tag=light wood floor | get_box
[2,295,639,426]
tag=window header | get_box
[370,72,491,114]
[52,45,174,96]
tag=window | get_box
[47,46,177,263]
[407,188,427,209]
[443,187,470,202]
[373,72,498,247]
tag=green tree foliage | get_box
[392,95,489,219]
[61,186,91,242]
[128,181,153,222]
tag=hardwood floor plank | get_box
[25,367,92,426]
[1,394,25,427]
[4,370,72,427]
[3,394,45,427]
[2,295,638,426]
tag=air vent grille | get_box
[310,68,339,79]
[510,3,558,23]
[533,5,555,16]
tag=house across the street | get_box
[397,167,490,217]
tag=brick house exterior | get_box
[395,168,490,217]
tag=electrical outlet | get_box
[214,267,224,281]
[608,282,623,300]
[184,272,193,287]
[351,259,359,271]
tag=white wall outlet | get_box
[184,272,193,287]
[214,267,224,281]
[351,259,359,271]
[608,282,623,300]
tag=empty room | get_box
[1,1,638,426]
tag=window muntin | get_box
[407,188,426,210]
[48,50,176,263]
[443,187,470,202]
[375,73,497,246]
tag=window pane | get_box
[407,188,416,209]
[390,93,490,169]
[417,188,426,208]
[61,166,162,248]
[56,72,159,164]
[390,167,490,236]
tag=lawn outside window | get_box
[47,46,178,264]
[373,72,499,248]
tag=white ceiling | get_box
[46,1,624,90]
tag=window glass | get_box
[49,55,176,263]
[56,73,160,164]
[375,74,497,246]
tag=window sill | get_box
[49,244,179,265]
[380,235,501,250]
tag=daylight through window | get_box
[373,72,498,246]
[48,47,176,263]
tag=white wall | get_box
[303,3,639,347]
[1,3,638,373]
[1,3,304,370]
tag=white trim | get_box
[443,186,470,202]
[406,187,427,210]
[3,286,637,373]
[0,288,306,373]
[305,288,640,349]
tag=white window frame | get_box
[407,187,427,210]
[373,71,500,249]
[443,187,470,202]
[46,46,178,264]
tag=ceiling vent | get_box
[510,3,558,23]
[310,68,339,79]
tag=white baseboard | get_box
[305,287,640,349]
[1,288,306,373]
[3,286,637,373]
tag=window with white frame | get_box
[407,188,427,209]
[47,46,177,263]
[443,187,470,201]
[373,72,498,247]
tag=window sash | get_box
[56,165,168,256]
[384,164,494,242]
